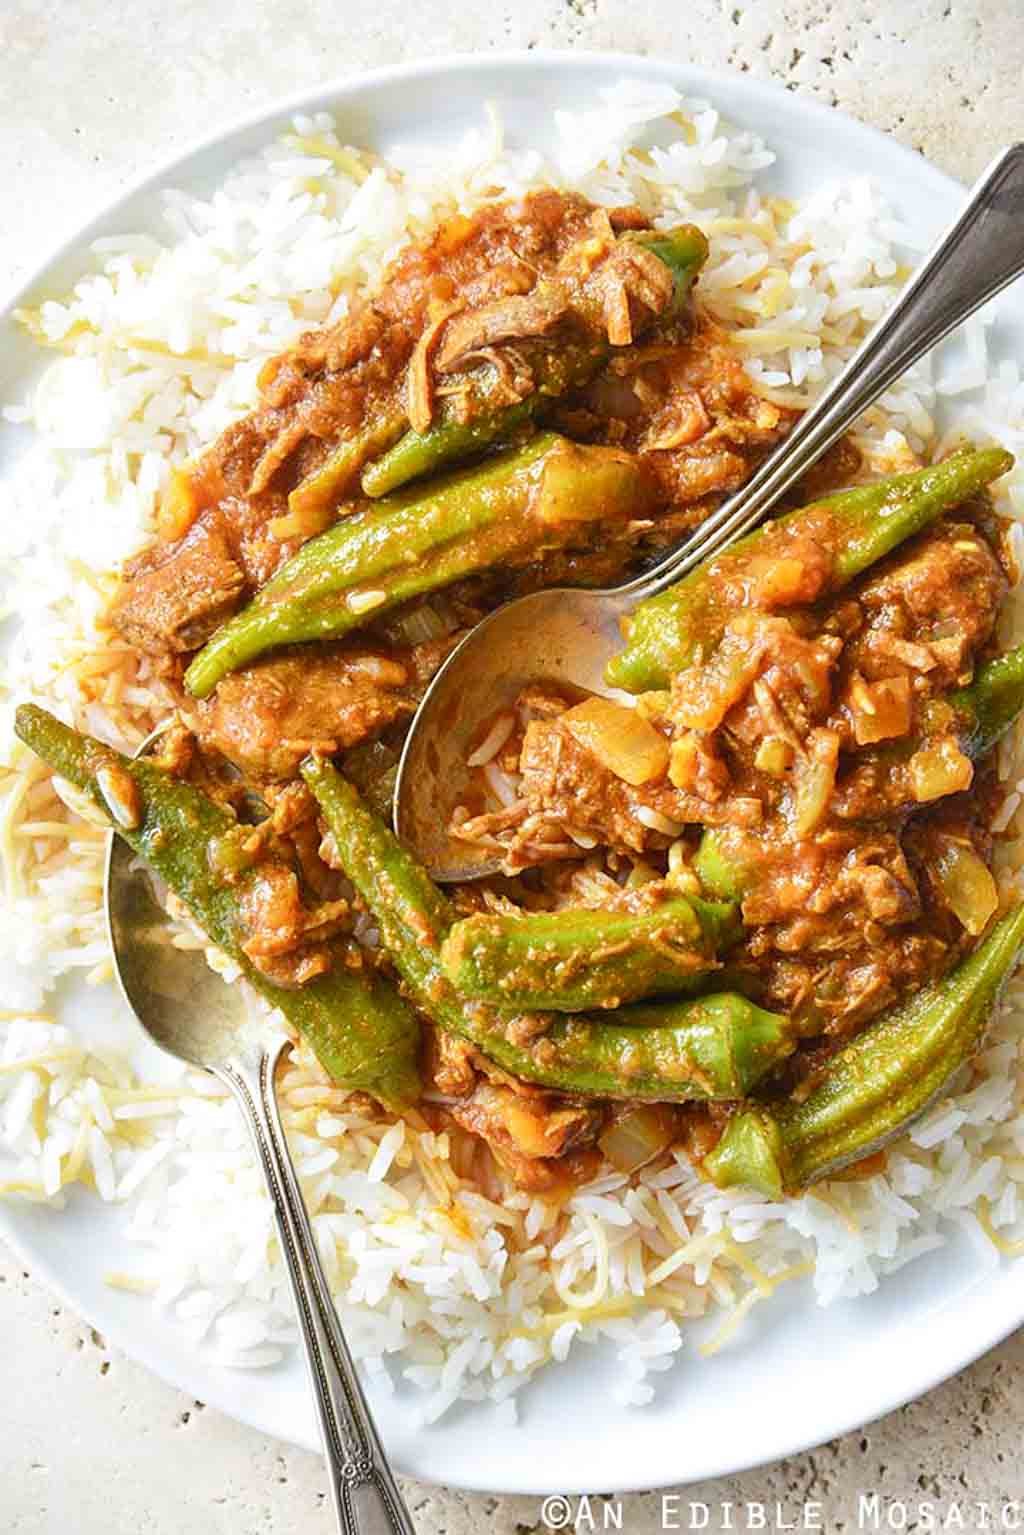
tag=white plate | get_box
[2,50,1022,1497]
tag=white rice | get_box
[4,80,1024,1422]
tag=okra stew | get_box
[18,189,1024,1199]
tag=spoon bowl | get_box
[395,585,632,880]
[106,828,276,1071]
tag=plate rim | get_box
[3,46,1022,1496]
[0,46,964,317]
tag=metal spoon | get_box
[105,740,415,1535]
[395,142,1024,882]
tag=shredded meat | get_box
[563,316,793,527]
[428,1029,479,1099]
[838,519,1008,695]
[435,287,569,373]
[109,511,245,655]
[510,716,760,856]
[407,302,463,434]
[592,240,676,346]
[187,646,413,780]
[453,466,1009,1042]
[149,719,196,778]
[447,1083,605,1192]
[236,862,350,987]
[109,191,792,669]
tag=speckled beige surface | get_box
[3,3,1024,1529]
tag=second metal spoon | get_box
[395,142,1024,882]
[105,741,415,1535]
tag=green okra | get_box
[693,825,755,903]
[501,993,793,1102]
[606,445,1015,694]
[14,705,421,1109]
[338,738,402,823]
[361,396,554,503]
[361,226,709,498]
[186,432,656,699]
[703,901,1024,1195]
[302,755,796,1099]
[948,640,1024,759]
[287,407,407,524]
[440,896,739,1012]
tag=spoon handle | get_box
[624,141,1024,602]
[222,1044,415,1535]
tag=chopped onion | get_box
[467,713,516,768]
[909,740,974,803]
[346,588,388,615]
[746,555,810,606]
[850,674,912,746]
[666,838,702,895]
[346,654,408,686]
[634,805,685,836]
[791,729,838,835]
[626,859,661,888]
[633,690,673,723]
[668,734,698,792]
[672,625,763,733]
[599,1106,674,1174]
[499,1096,567,1159]
[563,696,669,787]
[754,736,793,777]
[935,840,998,936]
[483,761,521,808]
[568,830,598,849]
[792,656,832,712]
[267,500,336,542]
[393,602,448,646]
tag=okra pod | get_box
[186,433,656,699]
[606,446,1014,694]
[693,825,753,902]
[361,226,709,498]
[703,901,1024,1195]
[361,397,551,502]
[948,640,1024,759]
[286,407,407,524]
[15,705,421,1109]
[440,896,739,1012]
[302,755,796,1099]
[510,993,795,1101]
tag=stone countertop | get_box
[2,2,1023,1529]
